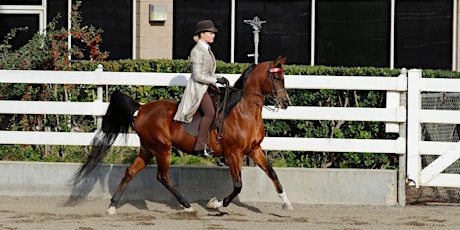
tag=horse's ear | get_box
[275,56,287,66]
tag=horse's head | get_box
[260,56,291,109]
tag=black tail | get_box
[71,90,140,184]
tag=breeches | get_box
[195,92,215,150]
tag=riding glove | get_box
[216,77,228,85]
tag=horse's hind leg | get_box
[248,146,294,210]
[106,147,153,215]
[155,151,193,211]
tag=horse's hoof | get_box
[206,197,218,209]
[282,202,294,210]
[106,206,116,215]
[183,206,194,212]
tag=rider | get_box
[173,19,228,157]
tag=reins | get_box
[214,83,230,144]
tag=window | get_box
[0,0,41,5]
[0,0,43,51]
[47,0,68,29]
[396,0,453,70]
[315,0,390,67]
[0,0,133,60]
[0,14,39,50]
[74,0,133,60]
[173,0,310,64]
[236,0,311,64]
[173,0,231,62]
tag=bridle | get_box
[261,62,290,111]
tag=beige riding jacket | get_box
[174,41,220,123]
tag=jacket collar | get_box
[198,40,210,51]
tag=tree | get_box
[0,1,109,160]
[0,0,108,70]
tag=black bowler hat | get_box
[195,20,218,34]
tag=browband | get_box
[269,67,282,73]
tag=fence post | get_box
[385,68,407,133]
[95,64,104,130]
[406,69,422,188]
[397,68,408,206]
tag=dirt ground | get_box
[1,195,460,230]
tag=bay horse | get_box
[72,56,293,214]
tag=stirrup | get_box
[204,144,215,157]
[192,148,214,158]
[203,148,215,157]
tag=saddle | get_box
[182,84,228,143]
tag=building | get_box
[0,0,458,70]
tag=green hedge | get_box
[2,59,460,168]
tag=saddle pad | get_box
[182,112,201,136]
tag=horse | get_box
[72,56,293,215]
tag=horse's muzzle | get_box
[276,96,291,109]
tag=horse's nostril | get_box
[284,97,291,106]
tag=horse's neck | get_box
[244,76,264,104]
[229,69,266,119]
[237,84,264,116]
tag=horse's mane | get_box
[222,64,256,117]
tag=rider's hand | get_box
[216,77,228,85]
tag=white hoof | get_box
[206,197,221,209]
[282,202,294,210]
[106,206,116,215]
[183,206,194,212]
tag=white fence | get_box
[0,65,409,205]
[407,70,460,188]
[4,66,460,191]
[0,65,407,155]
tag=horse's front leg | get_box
[155,152,193,212]
[207,154,242,209]
[248,146,294,210]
